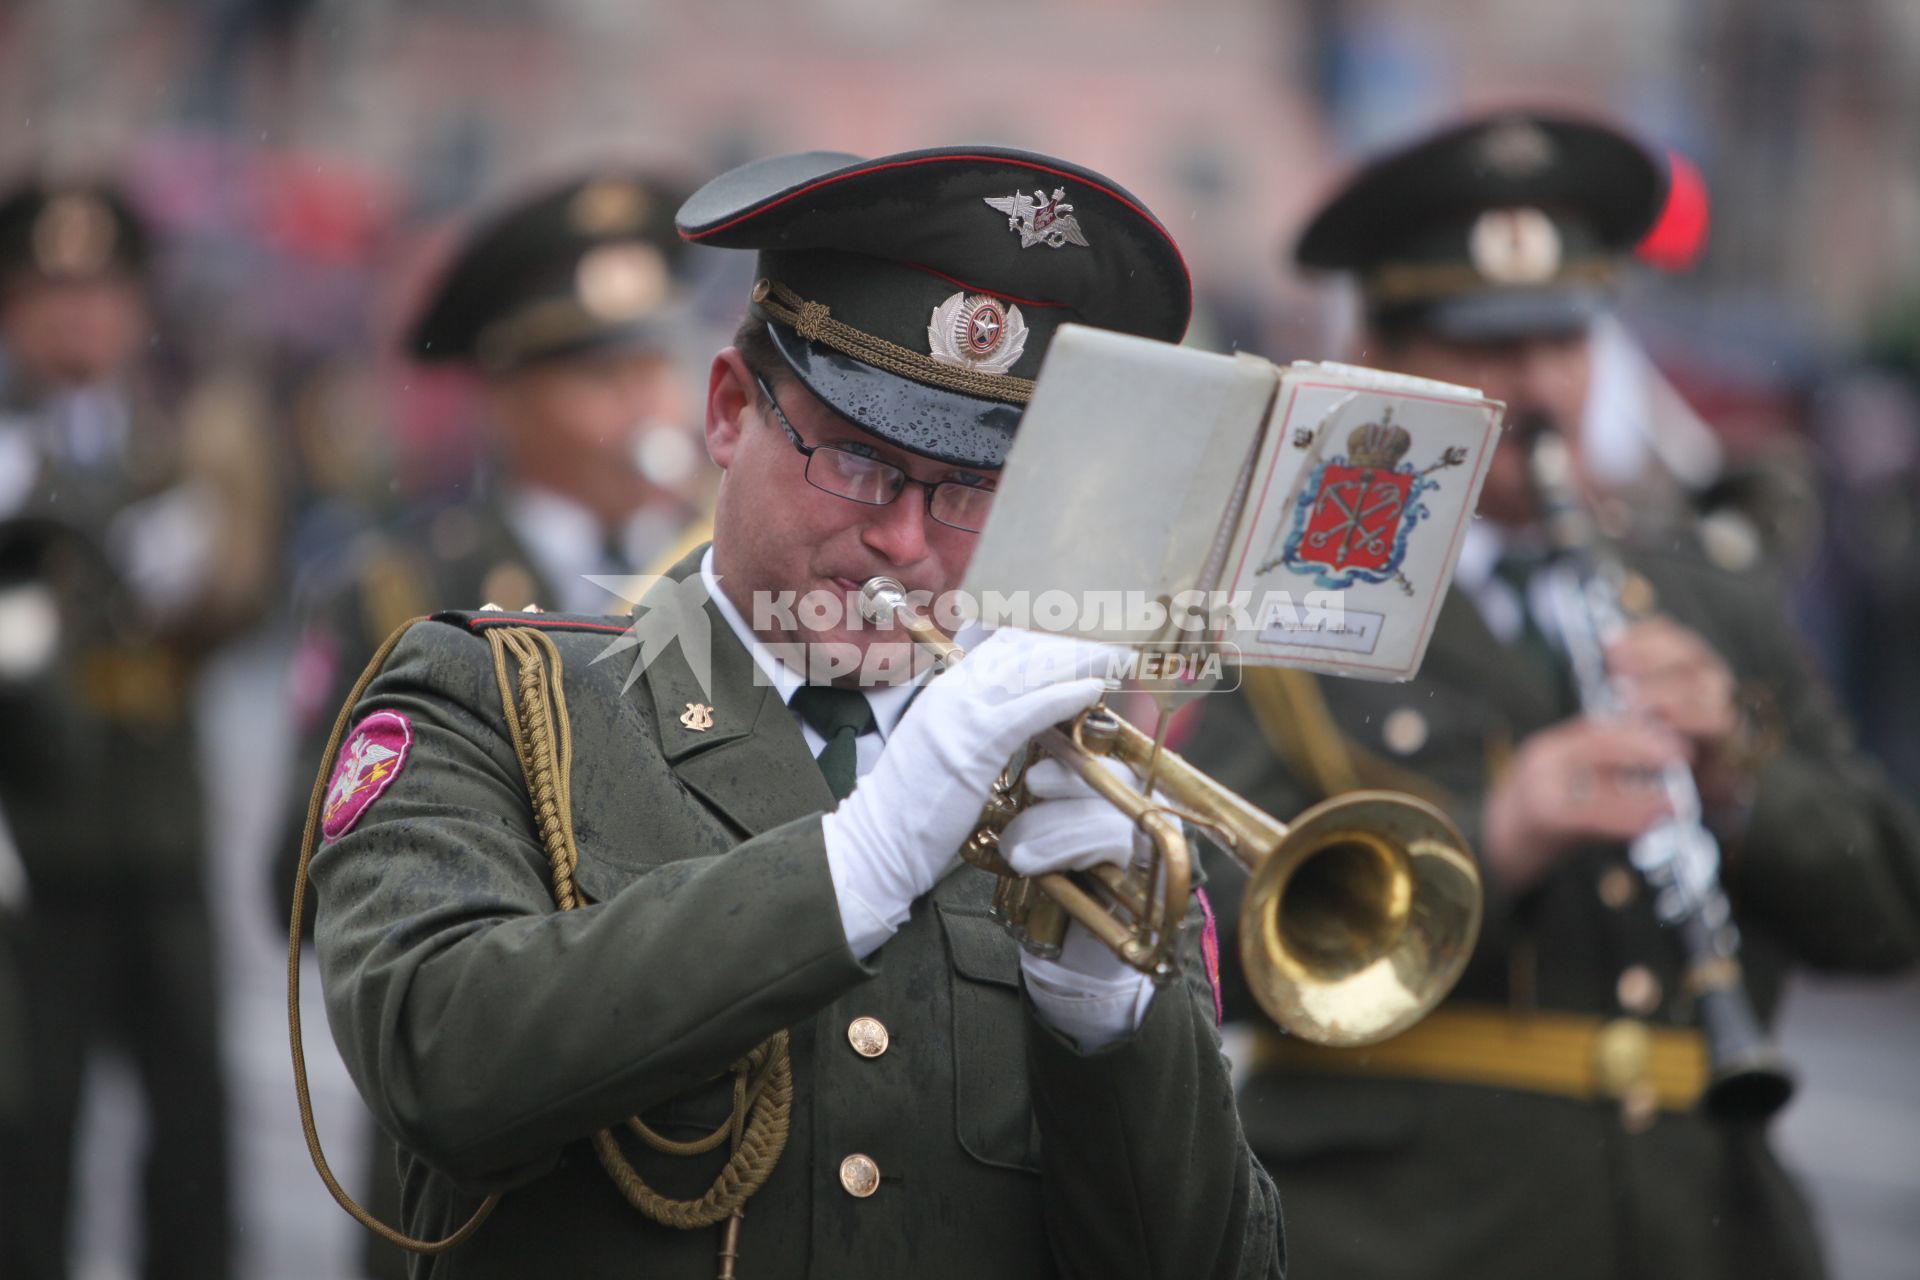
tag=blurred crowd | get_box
[0,1,1917,1278]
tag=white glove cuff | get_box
[1021,952,1155,1050]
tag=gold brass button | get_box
[1593,1018,1652,1098]
[847,1016,890,1059]
[1597,866,1637,909]
[1616,965,1662,1016]
[1619,1080,1660,1134]
[839,1153,880,1198]
[1617,570,1658,617]
[1382,707,1429,756]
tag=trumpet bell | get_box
[1240,791,1483,1048]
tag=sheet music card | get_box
[960,326,1502,683]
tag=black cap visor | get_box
[766,319,1019,469]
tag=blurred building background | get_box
[0,1,1916,1277]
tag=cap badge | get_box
[32,194,118,276]
[570,179,650,234]
[576,241,668,320]
[984,188,1089,249]
[1475,119,1557,177]
[927,292,1028,374]
[1468,207,1562,284]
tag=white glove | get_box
[823,628,1123,956]
[997,757,1158,1048]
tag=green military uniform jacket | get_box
[281,495,565,1279]
[309,549,1283,1278]
[278,495,558,917]
[1187,543,1920,1280]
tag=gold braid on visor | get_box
[1365,258,1617,308]
[751,278,1035,405]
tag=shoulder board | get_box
[431,608,635,636]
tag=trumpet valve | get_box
[1075,707,1123,753]
[992,876,1066,958]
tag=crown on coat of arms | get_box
[1347,411,1411,469]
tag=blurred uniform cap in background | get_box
[0,179,151,286]
[1295,111,1667,342]
[407,169,695,374]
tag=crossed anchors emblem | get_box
[984,188,1090,249]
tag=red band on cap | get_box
[907,261,1068,309]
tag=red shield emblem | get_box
[1294,465,1414,575]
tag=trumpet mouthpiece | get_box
[859,576,908,625]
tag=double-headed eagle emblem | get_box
[984,188,1089,249]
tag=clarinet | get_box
[1526,424,1795,1120]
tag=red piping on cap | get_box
[684,152,1193,324]
[907,261,1068,309]
[460,616,634,634]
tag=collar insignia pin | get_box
[680,702,715,732]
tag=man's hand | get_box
[1480,717,1686,894]
[822,628,1123,954]
[1607,615,1761,811]
[997,757,1141,878]
[997,757,1155,1048]
[1606,616,1740,756]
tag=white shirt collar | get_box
[503,486,602,599]
[1454,521,1503,593]
[699,546,921,741]
[1454,521,1524,643]
[503,485,690,614]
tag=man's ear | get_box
[705,347,757,469]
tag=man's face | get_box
[703,347,991,673]
[1372,327,1594,526]
[489,346,696,485]
[0,275,149,390]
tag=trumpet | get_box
[861,576,1484,1048]
[1528,426,1796,1118]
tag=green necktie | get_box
[789,685,877,801]
[1491,551,1572,710]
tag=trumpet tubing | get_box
[861,576,1483,1047]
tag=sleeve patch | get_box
[321,710,414,841]
[1195,886,1223,1026]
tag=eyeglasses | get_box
[753,373,996,534]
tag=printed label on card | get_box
[1218,363,1503,680]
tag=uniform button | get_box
[1619,1080,1660,1134]
[1382,707,1429,756]
[1597,866,1637,909]
[1616,965,1662,1016]
[839,1153,880,1198]
[1592,1018,1652,1098]
[847,1016,890,1058]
